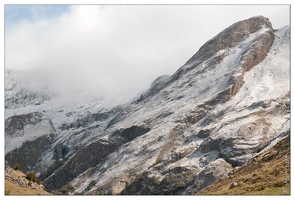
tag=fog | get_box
[5,5,290,105]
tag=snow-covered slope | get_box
[5,70,124,173]
[5,16,290,195]
[5,69,52,109]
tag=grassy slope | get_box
[5,165,51,195]
[198,135,290,195]
[5,180,50,195]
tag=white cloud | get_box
[5,5,290,105]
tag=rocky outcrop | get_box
[124,167,197,195]
[135,75,171,103]
[43,125,150,191]
[5,165,50,195]
[185,15,273,68]
[43,139,120,191]
[5,134,55,172]
[5,112,56,172]
[197,134,290,195]
[5,112,49,137]
[59,106,123,130]
[5,88,51,109]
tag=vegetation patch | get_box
[52,183,74,195]
[25,172,41,185]
[198,135,290,195]
[86,180,97,191]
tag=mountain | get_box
[4,16,290,195]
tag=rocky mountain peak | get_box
[186,15,273,66]
[136,16,274,102]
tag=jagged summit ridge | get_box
[4,16,290,195]
[185,16,273,66]
[136,16,274,102]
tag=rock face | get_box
[5,134,55,172]
[198,134,290,195]
[5,112,56,172]
[43,125,150,191]
[5,16,290,195]
[5,112,52,137]
[185,16,274,67]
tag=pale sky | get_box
[4,4,290,104]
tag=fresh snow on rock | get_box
[5,16,290,195]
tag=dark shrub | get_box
[86,180,97,191]
[14,163,21,170]
[26,172,37,182]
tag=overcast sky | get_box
[4,5,290,104]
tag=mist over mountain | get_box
[5,5,290,105]
[5,15,290,195]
